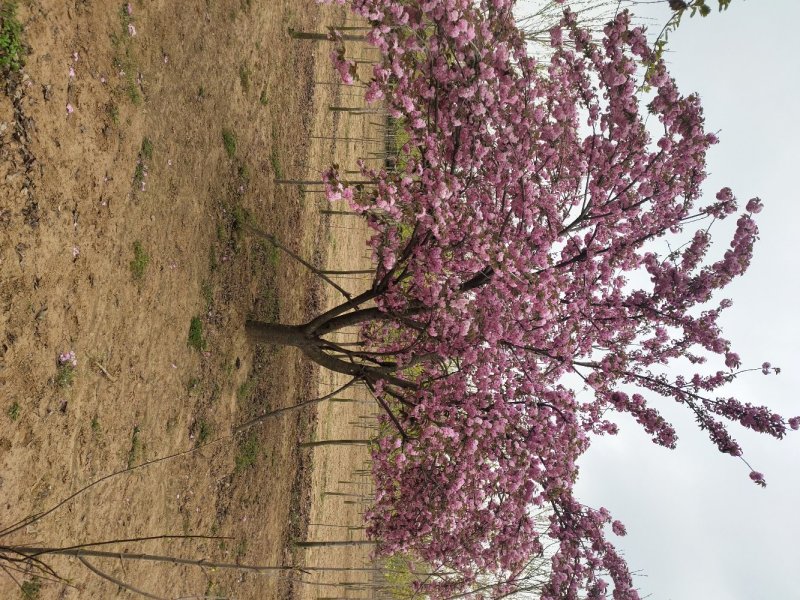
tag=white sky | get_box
[566,2,800,599]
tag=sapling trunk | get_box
[288,29,366,42]
[329,106,384,115]
[275,178,375,185]
[1,545,300,573]
[300,439,372,448]
[295,540,378,548]
[319,210,360,216]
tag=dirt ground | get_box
[0,1,383,598]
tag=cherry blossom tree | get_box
[247,1,798,597]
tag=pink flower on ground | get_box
[58,351,77,368]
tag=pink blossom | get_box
[746,197,764,213]
[611,520,627,536]
[58,350,77,368]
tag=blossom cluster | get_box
[316,0,798,597]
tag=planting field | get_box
[0,1,384,598]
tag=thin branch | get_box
[303,287,383,334]
[0,560,73,589]
[2,546,309,575]
[245,224,352,300]
[0,438,228,539]
[22,535,231,561]
[366,383,409,442]
[0,564,25,597]
[320,268,376,275]
[232,378,358,434]
[78,557,168,600]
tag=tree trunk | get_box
[245,321,311,348]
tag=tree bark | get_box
[245,321,312,348]
[245,320,415,390]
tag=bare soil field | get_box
[0,1,383,598]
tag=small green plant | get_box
[235,434,260,471]
[90,415,101,433]
[222,128,236,159]
[238,63,251,92]
[234,537,248,560]
[265,241,279,269]
[107,102,120,125]
[209,246,218,272]
[196,419,212,445]
[269,147,283,179]
[141,136,153,160]
[119,2,132,27]
[188,317,206,351]
[230,204,249,231]
[0,2,25,76]
[236,378,255,401]
[7,401,20,421]
[132,160,146,189]
[186,377,200,393]
[197,85,206,99]
[20,577,41,599]
[56,363,75,387]
[259,88,268,106]
[127,77,142,105]
[110,6,142,106]
[127,425,142,468]
[130,240,149,279]
[205,581,224,598]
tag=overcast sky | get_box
[565,2,800,599]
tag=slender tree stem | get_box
[78,557,167,600]
[299,440,372,448]
[2,546,305,575]
[232,378,358,434]
[294,540,377,548]
[245,224,352,300]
